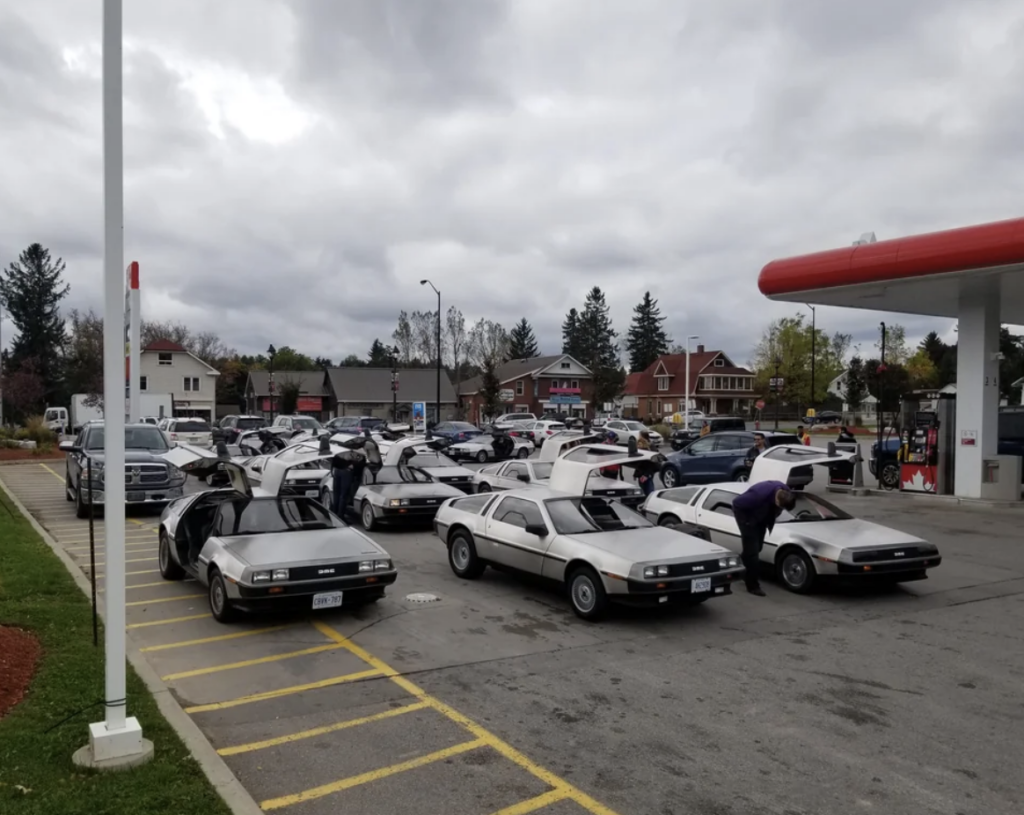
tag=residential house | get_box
[826,371,878,412]
[623,347,757,420]
[140,339,220,421]
[245,370,330,420]
[459,355,595,424]
[324,367,458,424]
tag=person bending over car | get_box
[732,481,796,597]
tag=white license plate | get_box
[312,591,343,610]
[692,577,712,593]
[126,491,145,502]
[305,489,319,497]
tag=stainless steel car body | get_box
[157,440,396,618]
[447,435,532,462]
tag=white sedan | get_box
[603,419,663,448]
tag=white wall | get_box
[140,351,218,416]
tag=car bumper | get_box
[377,505,444,522]
[230,572,398,608]
[834,556,941,578]
[613,567,744,603]
[83,486,184,505]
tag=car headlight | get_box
[168,466,186,485]
[272,569,289,581]
[643,565,670,578]
[388,498,411,507]
[252,571,271,582]
[374,559,391,571]
[359,560,374,572]
[718,556,740,569]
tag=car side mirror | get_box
[517,473,530,482]
[58,440,75,452]
[524,523,548,536]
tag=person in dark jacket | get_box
[838,426,856,444]
[330,451,357,518]
[745,432,767,469]
[732,480,796,596]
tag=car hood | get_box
[781,518,927,550]
[565,525,728,561]
[363,482,466,497]
[419,466,475,480]
[587,475,641,493]
[285,468,330,481]
[219,527,385,567]
[86,450,170,463]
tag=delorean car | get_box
[641,444,942,593]
[447,430,533,463]
[156,440,397,623]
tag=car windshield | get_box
[86,427,170,452]
[174,420,211,433]
[360,418,384,428]
[369,465,431,484]
[215,497,339,535]
[545,496,653,534]
[292,417,323,430]
[776,493,853,523]
[237,418,265,429]
[450,422,479,431]
[623,422,645,431]
[530,462,554,480]
[408,452,459,468]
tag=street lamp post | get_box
[389,345,399,424]
[420,280,441,427]
[773,357,782,431]
[877,322,886,488]
[806,303,816,413]
[267,344,277,423]
[684,335,699,432]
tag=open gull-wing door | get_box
[382,435,446,466]
[160,443,253,497]
[538,432,605,462]
[259,434,367,496]
[547,446,665,494]
[748,444,858,485]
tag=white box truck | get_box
[44,393,174,434]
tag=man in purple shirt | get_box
[732,480,796,596]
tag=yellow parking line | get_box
[93,557,158,566]
[260,739,486,810]
[126,593,203,607]
[100,580,192,592]
[66,542,155,552]
[39,463,64,482]
[488,790,570,815]
[141,625,290,653]
[218,701,430,756]
[161,643,343,681]
[127,613,210,629]
[312,620,621,815]
[183,669,382,714]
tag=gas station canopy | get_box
[758,217,1024,323]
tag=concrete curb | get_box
[828,484,1024,509]
[0,473,264,815]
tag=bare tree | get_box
[392,311,414,364]
[410,310,440,364]
[445,306,467,394]
[467,318,509,370]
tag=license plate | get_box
[305,489,319,497]
[126,491,145,502]
[692,577,712,593]
[312,591,343,610]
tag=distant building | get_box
[140,339,219,420]
[459,355,595,423]
[623,347,757,419]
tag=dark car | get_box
[660,431,805,488]
[59,423,187,518]
[219,414,268,443]
[806,411,843,426]
[670,416,747,450]
[326,416,385,434]
[431,421,483,444]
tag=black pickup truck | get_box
[59,422,187,518]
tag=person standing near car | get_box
[732,480,796,596]
[635,430,657,495]
[796,425,812,446]
[330,451,356,518]
[745,432,767,470]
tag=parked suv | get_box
[272,415,324,433]
[670,416,747,450]
[493,412,537,430]
[219,414,267,443]
[60,423,186,518]
[660,431,805,488]
[163,418,213,448]
[325,416,385,434]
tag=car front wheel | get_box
[477,482,491,493]
[658,513,681,527]
[567,566,609,621]
[660,467,680,488]
[448,531,486,579]
[361,501,377,531]
[516,446,529,459]
[65,471,74,502]
[208,568,239,623]
[476,450,489,464]
[158,531,186,580]
[776,548,816,594]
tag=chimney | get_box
[696,344,705,354]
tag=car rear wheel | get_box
[880,462,899,491]
[208,568,239,623]
[733,470,749,483]
[658,514,681,527]
[516,446,529,459]
[567,566,609,622]
[361,501,377,531]
[660,467,679,488]
[477,483,491,493]
[158,531,186,581]
[776,548,816,594]
[476,450,489,464]
[448,531,486,579]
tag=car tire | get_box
[361,501,377,531]
[476,450,489,464]
[660,467,680,489]
[477,483,491,493]
[158,531,187,581]
[881,463,899,491]
[567,565,609,622]
[516,446,529,459]
[75,479,89,519]
[65,471,74,502]
[448,531,486,579]
[776,547,816,594]
[208,568,239,623]
[658,513,682,527]
[732,470,749,483]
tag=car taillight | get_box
[170,433,178,439]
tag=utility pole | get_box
[877,322,886,488]
[420,279,442,427]
[684,334,699,432]
[390,346,399,424]
[806,303,816,411]
[267,344,277,423]
[773,357,782,431]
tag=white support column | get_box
[954,281,1000,499]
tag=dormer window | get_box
[714,358,725,367]
[560,362,570,369]
[657,377,669,392]
[158,353,172,366]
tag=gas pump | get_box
[899,411,939,493]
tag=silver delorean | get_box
[641,444,942,593]
[156,441,396,623]
[432,451,744,621]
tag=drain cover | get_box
[405,592,441,603]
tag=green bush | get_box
[651,423,672,439]
[21,415,57,445]
[0,426,12,440]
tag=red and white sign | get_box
[297,397,322,412]
[755,400,766,410]
[960,430,977,446]
[900,464,937,493]
[550,387,581,394]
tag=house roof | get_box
[460,355,591,395]
[624,352,753,396]
[326,367,458,403]
[246,370,326,397]
[144,339,187,352]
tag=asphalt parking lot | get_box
[2,455,1023,815]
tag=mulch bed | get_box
[0,626,42,719]
[0,449,64,462]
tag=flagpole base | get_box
[73,717,154,771]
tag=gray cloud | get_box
[1,0,1022,369]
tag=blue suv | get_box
[659,431,803,488]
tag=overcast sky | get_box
[2,0,1022,367]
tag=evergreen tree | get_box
[507,318,540,360]
[367,338,392,366]
[561,308,582,359]
[480,359,502,421]
[843,356,867,410]
[625,291,671,373]
[0,243,70,407]
[578,287,622,406]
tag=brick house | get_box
[459,355,595,424]
[244,370,331,421]
[622,346,758,420]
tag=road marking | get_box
[140,625,290,653]
[161,643,343,681]
[260,738,486,810]
[218,701,430,756]
[127,613,211,629]
[39,463,64,482]
[183,669,382,714]
[126,593,204,607]
[100,580,193,592]
[93,556,158,566]
[312,620,621,815]
[488,790,570,815]
[66,542,155,552]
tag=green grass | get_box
[0,489,233,815]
